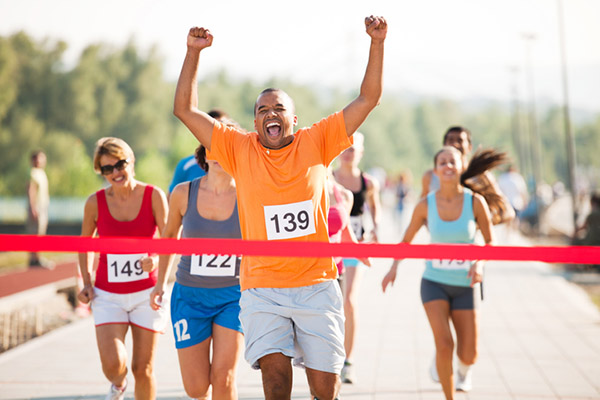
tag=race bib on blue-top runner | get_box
[107,253,149,283]
[190,254,238,277]
[431,259,470,271]
[264,200,316,240]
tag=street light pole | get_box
[557,0,579,234]
[522,33,543,232]
[509,66,528,176]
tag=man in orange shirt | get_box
[174,16,387,400]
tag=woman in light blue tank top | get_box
[382,146,507,399]
[150,136,244,399]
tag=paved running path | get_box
[0,210,599,399]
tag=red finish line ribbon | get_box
[1,234,599,264]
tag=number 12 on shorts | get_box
[173,319,190,342]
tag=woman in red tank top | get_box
[77,137,168,400]
[327,171,371,278]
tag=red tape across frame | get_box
[1,234,599,264]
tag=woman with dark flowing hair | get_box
[382,146,507,400]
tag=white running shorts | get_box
[92,287,167,333]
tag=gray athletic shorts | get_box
[240,280,345,374]
[420,278,481,310]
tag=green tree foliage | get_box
[41,131,101,196]
[0,32,178,196]
[0,37,18,123]
[0,31,598,202]
[135,149,171,193]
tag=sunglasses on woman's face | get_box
[100,159,129,175]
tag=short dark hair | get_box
[31,150,45,160]
[208,108,229,120]
[443,126,472,145]
[254,88,295,116]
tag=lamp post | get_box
[509,66,528,176]
[557,0,579,234]
[522,33,543,232]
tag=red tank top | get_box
[328,184,348,275]
[94,185,158,293]
[328,185,348,240]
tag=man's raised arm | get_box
[343,16,387,137]
[173,27,216,151]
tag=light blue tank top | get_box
[176,177,241,288]
[423,189,476,287]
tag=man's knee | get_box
[311,384,340,400]
[259,353,293,399]
[307,369,340,400]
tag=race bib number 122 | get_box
[264,200,316,240]
[190,254,238,277]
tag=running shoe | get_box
[456,368,473,392]
[429,357,440,383]
[105,380,127,400]
[341,360,355,384]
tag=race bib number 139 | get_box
[264,200,316,240]
[107,253,149,283]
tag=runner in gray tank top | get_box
[150,121,244,399]
[176,177,241,288]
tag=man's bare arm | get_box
[343,16,387,137]
[173,27,217,150]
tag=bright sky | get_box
[1,0,599,111]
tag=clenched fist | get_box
[187,27,213,51]
[364,15,387,41]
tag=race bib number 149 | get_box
[264,200,316,240]
[107,253,149,283]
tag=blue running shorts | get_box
[170,282,242,349]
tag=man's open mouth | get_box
[266,121,281,137]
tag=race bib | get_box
[190,254,239,277]
[264,200,316,240]
[431,259,470,271]
[107,253,149,283]
[349,216,363,240]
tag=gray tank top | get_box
[176,177,241,288]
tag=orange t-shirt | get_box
[207,111,352,290]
